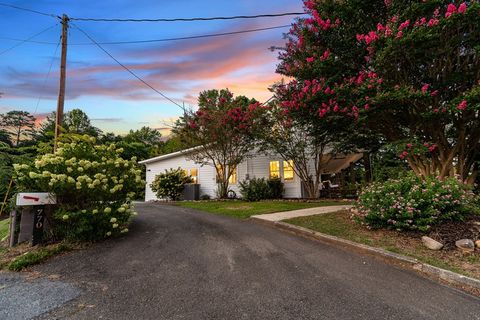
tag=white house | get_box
[139,147,364,201]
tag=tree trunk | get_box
[363,152,372,183]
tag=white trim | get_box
[138,146,203,165]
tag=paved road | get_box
[29,203,480,319]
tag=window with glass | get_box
[269,161,280,179]
[229,166,237,184]
[190,168,198,183]
[283,160,294,181]
[216,165,224,183]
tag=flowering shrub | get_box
[150,168,193,201]
[354,174,479,232]
[14,135,144,241]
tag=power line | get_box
[0,24,291,46]
[71,23,185,111]
[70,12,306,23]
[33,40,61,115]
[0,24,58,56]
[0,2,58,18]
[81,24,292,45]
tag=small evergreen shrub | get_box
[239,178,271,201]
[267,178,284,199]
[353,174,479,232]
[239,177,285,201]
[150,168,193,201]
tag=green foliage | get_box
[267,177,284,199]
[239,177,284,202]
[124,126,162,145]
[178,200,350,219]
[0,218,9,240]
[372,146,410,182]
[150,168,193,201]
[7,243,73,271]
[14,135,144,241]
[354,174,479,232]
[200,194,211,200]
[239,178,271,202]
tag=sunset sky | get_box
[0,0,303,134]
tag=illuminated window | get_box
[216,164,224,183]
[283,160,294,181]
[190,168,198,183]
[269,161,280,179]
[229,166,237,184]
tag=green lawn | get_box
[0,218,9,241]
[177,200,351,219]
[286,211,480,279]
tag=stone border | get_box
[251,217,480,295]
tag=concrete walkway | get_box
[251,205,352,222]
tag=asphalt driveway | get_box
[19,203,480,319]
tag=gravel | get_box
[0,272,81,320]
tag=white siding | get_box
[143,151,304,201]
[245,152,302,198]
[144,155,217,201]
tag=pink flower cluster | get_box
[424,143,438,152]
[457,100,467,110]
[279,71,379,121]
[357,3,468,48]
[446,3,468,18]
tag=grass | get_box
[0,218,9,241]
[6,242,73,271]
[286,210,480,280]
[177,200,351,219]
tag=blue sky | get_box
[0,0,303,134]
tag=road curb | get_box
[250,217,480,295]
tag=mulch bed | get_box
[428,215,480,250]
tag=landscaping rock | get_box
[475,240,480,248]
[455,239,475,253]
[421,236,443,250]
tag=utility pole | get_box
[54,14,69,151]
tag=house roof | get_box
[138,146,202,165]
[322,153,364,173]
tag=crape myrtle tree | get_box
[174,89,264,198]
[354,0,480,184]
[269,0,386,197]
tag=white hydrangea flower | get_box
[110,217,117,223]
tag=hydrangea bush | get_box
[150,168,193,201]
[353,174,479,232]
[14,135,144,241]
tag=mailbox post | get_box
[15,193,56,246]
